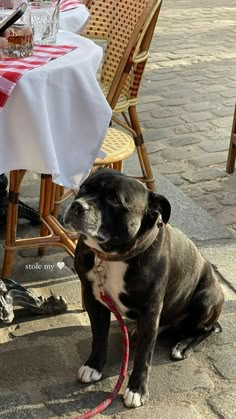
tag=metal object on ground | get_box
[0,276,68,323]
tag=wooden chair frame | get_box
[2,171,79,277]
[226,104,236,174]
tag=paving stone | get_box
[151,106,185,118]
[191,93,222,103]
[139,94,163,104]
[0,393,38,419]
[202,128,230,142]
[200,244,236,291]
[214,207,236,228]
[213,349,236,380]
[147,72,177,81]
[117,402,204,419]
[189,153,227,167]
[150,161,186,174]
[219,89,236,98]
[216,192,236,206]
[160,97,191,106]
[143,116,182,129]
[180,111,214,123]
[138,111,154,122]
[161,146,201,162]
[194,85,228,94]
[208,389,236,419]
[213,315,236,345]
[162,88,194,99]
[165,174,185,186]
[181,168,227,183]
[222,300,236,314]
[211,106,234,117]
[43,377,119,416]
[167,135,202,147]
[202,182,223,192]
[0,344,78,388]
[198,140,230,152]
[185,121,216,133]
[145,141,166,154]
[149,358,214,397]
[211,117,233,128]
[183,102,218,112]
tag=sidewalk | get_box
[141,0,236,238]
[0,1,235,418]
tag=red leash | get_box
[74,292,129,419]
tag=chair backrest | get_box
[83,0,163,110]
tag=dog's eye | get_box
[79,185,86,194]
[107,195,121,206]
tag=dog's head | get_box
[64,169,171,253]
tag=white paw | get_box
[171,345,184,360]
[78,365,102,383]
[123,388,144,408]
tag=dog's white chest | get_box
[87,259,128,315]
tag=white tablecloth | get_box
[0,31,111,188]
[59,5,90,34]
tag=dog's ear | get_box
[148,192,171,224]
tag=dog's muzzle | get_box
[64,199,89,224]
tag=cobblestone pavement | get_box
[140,0,236,238]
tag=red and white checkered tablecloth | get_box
[59,0,83,12]
[0,44,76,111]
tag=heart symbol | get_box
[57,262,65,270]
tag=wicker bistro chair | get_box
[82,0,163,191]
[226,104,236,174]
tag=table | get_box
[0,31,111,320]
[0,31,111,189]
[59,4,90,34]
[0,3,90,220]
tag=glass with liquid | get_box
[1,8,33,58]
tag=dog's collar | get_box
[90,217,163,262]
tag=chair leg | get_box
[2,170,26,277]
[128,105,156,191]
[38,174,52,256]
[226,106,236,174]
[113,161,123,171]
[52,185,64,219]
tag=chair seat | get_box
[95,127,135,165]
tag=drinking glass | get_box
[0,8,33,58]
[29,1,59,45]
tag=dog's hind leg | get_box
[171,321,222,360]
[171,265,224,361]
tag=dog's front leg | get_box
[78,285,111,383]
[124,304,163,408]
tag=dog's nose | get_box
[70,199,89,215]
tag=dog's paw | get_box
[78,365,102,383]
[171,342,191,360]
[123,388,148,408]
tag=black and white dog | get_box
[64,168,224,408]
